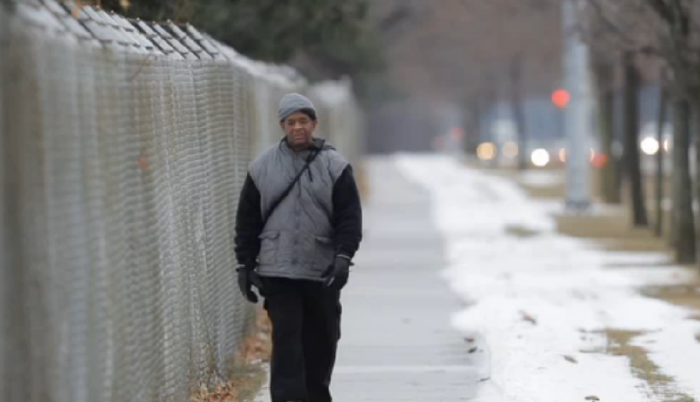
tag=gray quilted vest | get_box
[249,139,349,281]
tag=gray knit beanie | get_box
[278,93,317,122]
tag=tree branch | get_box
[583,0,641,51]
[645,0,674,23]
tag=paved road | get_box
[259,157,502,401]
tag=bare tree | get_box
[622,52,649,226]
[672,98,696,262]
[591,48,621,204]
[508,54,529,169]
[655,84,667,237]
[377,0,562,159]
[457,0,560,164]
[578,0,700,263]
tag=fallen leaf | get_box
[564,355,578,364]
[520,310,537,325]
[464,337,475,343]
[585,396,600,401]
[468,347,478,354]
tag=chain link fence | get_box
[0,1,365,401]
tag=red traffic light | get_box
[552,89,570,109]
[591,152,608,169]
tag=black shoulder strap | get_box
[262,144,324,224]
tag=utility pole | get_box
[563,0,592,210]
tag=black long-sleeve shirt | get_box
[234,165,363,267]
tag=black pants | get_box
[262,277,342,402]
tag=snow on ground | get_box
[395,154,700,402]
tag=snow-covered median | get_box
[396,155,700,402]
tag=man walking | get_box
[235,93,363,402]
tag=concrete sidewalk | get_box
[258,157,501,401]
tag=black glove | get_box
[237,263,263,303]
[321,256,352,290]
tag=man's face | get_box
[281,112,317,150]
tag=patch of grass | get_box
[640,285,700,311]
[599,329,696,402]
[232,310,272,401]
[241,310,272,364]
[554,201,700,401]
[505,225,540,238]
[192,310,272,402]
[555,212,668,254]
[490,165,700,401]
[227,361,267,402]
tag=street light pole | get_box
[563,0,592,210]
